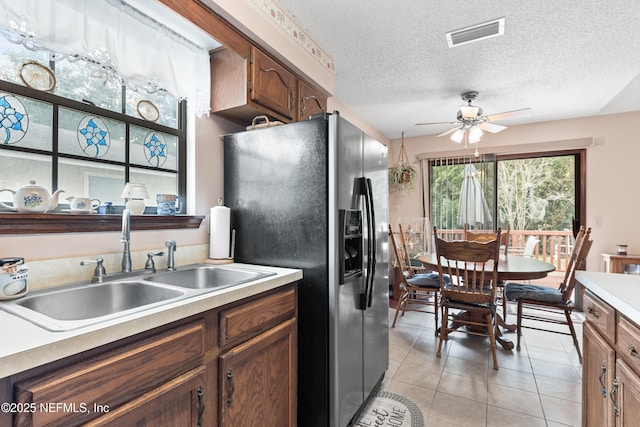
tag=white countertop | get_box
[576,271,640,325]
[0,263,302,378]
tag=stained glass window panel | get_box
[130,125,177,171]
[7,95,54,151]
[58,107,125,162]
[0,93,29,146]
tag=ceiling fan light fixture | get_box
[446,17,505,48]
[460,105,479,119]
[469,125,483,143]
[451,128,465,143]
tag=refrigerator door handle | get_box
[365,178,376,308]
[357,177,372,310]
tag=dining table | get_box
[415,253,557,350]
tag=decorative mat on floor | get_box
[355,391,424,427]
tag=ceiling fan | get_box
[416,91,532,142]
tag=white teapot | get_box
[0,180,65,213]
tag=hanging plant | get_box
[389,132,417,191]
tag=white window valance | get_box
[0,0,214,117]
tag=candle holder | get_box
[120,183,150,215]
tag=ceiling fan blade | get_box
[485,108,532,122]
[415,121,458,126]
[479,122,507,133]
[437,126,460,137]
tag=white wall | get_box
[387,110,640,270]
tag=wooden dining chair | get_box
[464,224,510,256]
[464,224,511,321]
[389,224,446,335]
[505,226,592,363]
[434,227,502,370]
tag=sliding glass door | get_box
[430,150,585,270]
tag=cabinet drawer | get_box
[14,321,204,426]
[617,315,640,375]
[220,286,296,347]
[584,290,615,343]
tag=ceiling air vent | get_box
[446,17,505,48]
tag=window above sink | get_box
[0,0,220,233]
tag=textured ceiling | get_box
[277,0,640,139]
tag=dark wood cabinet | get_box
[165,0,328,126]
[583,289,640,426]
[85,367,206,427]
[4,284,298,427]
[210,45,326,126]
[298,80,327,121]
[250,46,297,121]
[210,45,293,124]
[583,322,615,426]
[219,321,296,426]
[13,322,205,426]
[219,286,297,426]
[615,359,640,426]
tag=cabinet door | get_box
[86,367,206,427]
[583,322,616,427]
[14,322,204,426]
[250,46,297,120]
[298,80,327,121]
[219,319,297,427]
[615,359,640,427]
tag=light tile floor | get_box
[381,303,584,426]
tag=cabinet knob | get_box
[628,344,640,359]
[587,306,600,318]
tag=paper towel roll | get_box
[210,205,230,259]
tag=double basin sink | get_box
[0,264,275,331]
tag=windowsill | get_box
[0,213,204,234]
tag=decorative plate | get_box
[19,61,56,92]
[136,100,160,122]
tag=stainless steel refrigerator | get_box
[223,112,389,426]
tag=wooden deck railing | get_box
[434,229,575,272]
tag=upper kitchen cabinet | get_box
[210,45,327,125]
[250,46,297,121]
[298,80,327,121]
[161,0,329,124]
